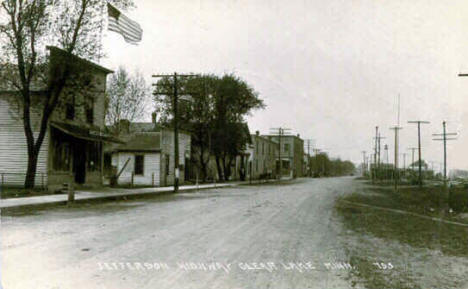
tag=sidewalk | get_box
[0,178,291,209]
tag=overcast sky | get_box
[102,0,468,171]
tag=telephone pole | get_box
[373,126,378,182]
[432,121,458,183]
[153,72,198,193]
[361,150,367,177]
[389,126,403,188]
[304,139,314,177]
[402,153,407,170]
[408,120,430,187]
[270,127,291,180]
[373,132,385,181]
[407,147,417,171]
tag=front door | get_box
[73,142,86,184]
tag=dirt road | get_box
[2,177,366,288]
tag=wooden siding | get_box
[0,96,48,187]
[114,152,161,186]
[160,130,191,185]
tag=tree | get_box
[210,74,263,181]
[105,66,149,133]
[0,0,134,188]
[153,73,264,181]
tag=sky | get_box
[101,0,468,171]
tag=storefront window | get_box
[87,142,101,171]
[53,142,70,171]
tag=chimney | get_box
[297,134,300,138]
[151,112,157,124]
[255,130,260,136]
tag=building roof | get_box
[50,121,123,143]
[0,47,113,92]
[47,46,113,74]
[114,132,161,152]
[129,122,157,132]
[262,134,304,142]
[251,133,278,145]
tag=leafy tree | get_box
[154,73,264,181]
[309,153,355,177]
[0,0,134,188]
[105,66,149,133]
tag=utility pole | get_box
[373,132,385,181]
[153,73,198,193]
[389,126,403,190]
[384,145,389,165]
[432,121,458,183]
[373,126,378,183]
[361,150,367,177]
[312,148,322,177]
[270,127,291,180]
[407,147,417,171]
[408,120,430,187]
[304,139,314,177]
[402,153,406,170]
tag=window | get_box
[85,96,94,124]
[284,143,290,153]
[134,155,144,175]
[53,142,70,171]
[87,142,101,171]
[66,103,75,120]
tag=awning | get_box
[50,121,123,143]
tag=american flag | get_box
[107,3,143,44]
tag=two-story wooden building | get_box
[0,46,118,190]
[247,131,278,179]
[263,133,304,178]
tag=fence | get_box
[0,172,47,190]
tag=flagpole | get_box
[98,0,106,63]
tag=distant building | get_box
[105,119,191,187]
[263,134,304,178]
[247,131,278,179]
[0,46,117,190]
[450,169,468,179]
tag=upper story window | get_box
[65,103,75,120]
[65,95,75,120]
[85,96,94,124]
[284,143,290,153]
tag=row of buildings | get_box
[0,47,308,190]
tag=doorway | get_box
[73,141,86,184]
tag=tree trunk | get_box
[215,155,223,181]
[239,155,246,181]
[200,155,208,182]
[198,148,208,182]
[223,156,232,181]
[24,148,39,189]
